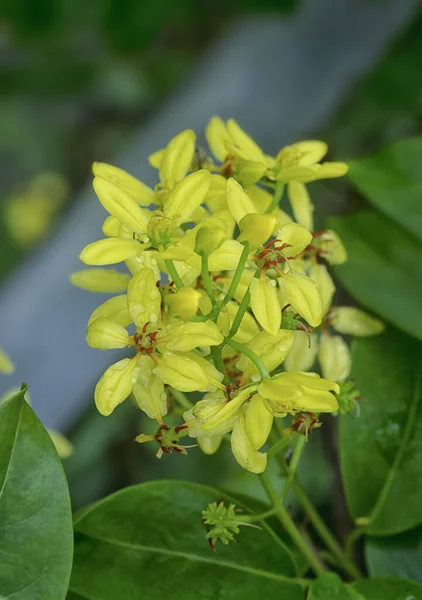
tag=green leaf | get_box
[353,577,422,600]
[0,388,73,599]
[366,525,422,583]
[307,573,364,599]
[328,212,422,339]
[340,328,422,535]
[70,480,304,600]
[348,138,422,242]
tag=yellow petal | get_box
[309,263,335,316]
[166,287,202,319]
[102,215,121,237]
[284,331,318,372]
[227,119,267,164]
[318,230,348,265]
[226,177,257,224]
[202,386,256,431]
[92,163,154,206]
[154,352,210,392]
[307,161,349,181]
[132,355,167,420]
[246,185,273,213]
[88,295,132,328]
[93,177,150,234]
[80,238,142,266]
[95,356,141,416]
[180,352,224,392]
[237,329,294,378]
[148,149,165,169]
[127,267,161,328]
[276,222,312,257]
[160,321,224,352]
[86,317,132,350]
[217,301,260,344]
[205,117,231,162]
[250,277,281,335]
[330,307,385,337]
[238,213,278,248]
[231,409,267,473]
[159,129,196,187]
[194,226,227,256]
[70,268,131,292]
[292,140,328,165]
[198,436,223,454]
[278,270,323,327]
[164,169,211,225]
[244,395,273,450]
[287,182,314,231]
[319,335,351,382]
[236,161,266,186]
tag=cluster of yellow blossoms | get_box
[71,118,384,473]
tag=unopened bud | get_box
[166,286,202,319]
[195,226,227,256]
[238,213,278,248]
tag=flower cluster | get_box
[72,118,384,473]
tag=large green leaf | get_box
[339,328,422,535]
[353,577,422,600]
[348,138,422,242]
[366,525,422,583]
[307,573,363,600]
[70,480,304,600]
[0,388,73,599]
[328,212,422,339]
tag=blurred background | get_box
[0,0,421,533]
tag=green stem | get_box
[220,243,250,308]
[280,435,306,503]
[267,433,291,457]
[259,471,325,576]
[228,290,250,338]
[165,259,184,289]
[292,480,362,579]
[201,254,215,303]
[211,346,229,385]
[224,337,270,379]
[345,527,366,561]
[265,181,285,214]
[170,388,192,410]
[240,507,279,523]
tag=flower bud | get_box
[226,178,257,224]
[195,226,227,256]
[92,163,154,206]
[250,277,281,335]
[309,263,335,316]
[164,170,211,226]
[166,287,202,319]
[236,161,266,186]
[95,356,141,416]
[79,238,141,266]
[160,321,224,352]
[231,408,267,473]
[287,182,314,231]
[284,331,318,372]
[237,330,294,378]
[86,317,133,350]
[330,307,385,336]
[278,270,323,327]
[102,215,121,237]
[93,177,150,234]
[276,222,312,257]
[70,269,131,292]
[238,213,278,248]
[318,229,347,265]
[127,267,161,328]
[244,395,273,450]
[131,356,167,421]
[153,352,210,392]
[88,295,132,328]
[198,436,223,455]
[319,334,351,382]
[159,129,196,187]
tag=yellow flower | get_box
[278,270,323,327]
[95,356,142,416]
[70,269,131,292]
